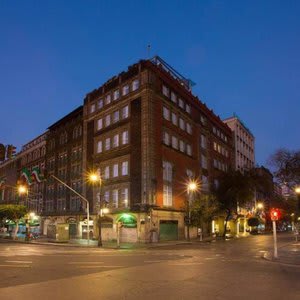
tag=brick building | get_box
[83,57,233,242]
[42,106,84,239]
[17,133,47,213]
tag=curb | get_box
[262,251,300,266]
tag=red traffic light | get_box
[270,209,280,221]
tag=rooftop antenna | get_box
[147,44,151,58]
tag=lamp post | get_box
[295,187,300,219]
[18,185,31,241]
[89,172,103,247]
[186,181,197,241]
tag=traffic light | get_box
[270,209,280,221]
[6,145,17,160]
[0,144,5,161]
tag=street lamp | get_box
[186,180,198,241]
[89,171,103,247]
[256,203,264,210]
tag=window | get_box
[90,103,95,113]
[186,123,192,134]
[122,106,129,119]
[186,169,194,178]
[132,79,139,91]
[213,127,216,134]
[201,175,209,192]
[213,142,217,151]
[112,189,118,208]
[104,166,110,179]
[179,140,185,152]
[97,141,102,153]
[171,136,178,149]
[186,104,191,114]
[97,118,103,130]
[178,98,184,109]
[213,159,218,168]
[163,161,172,182]
[113,164,119,177]
[122,85,129,96]
[200,115,206,125]
[104,191,110,203]
[163,185,172,207]
[105,114,111,127]
[171,91,177,103]
[163,131,170,145]
[200,135,207,149]
[105,138,111,151]
[201,154,207,169]
[163,107,170,121]
[179,118,185,130]
[98,99,104,109]
[113,111,120,123]
[122,130,129,144]
[171,113,178,126]
[122,188,129,207]
[122,161,128,175]
[162,85,169,97]
[113,89,120,101]
[113,134,119,148]
[186,144,192,156]
[105,94,111,105]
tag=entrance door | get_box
[69,223,77,239]
[159,220,178,241]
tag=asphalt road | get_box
[0,233,299,300]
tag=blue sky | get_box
[0,0,299,165]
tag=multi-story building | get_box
[43,106,84,238]
[17,133,47,214]
[0,158,19,204]
[83,56,233,242]
[223,114,255,172]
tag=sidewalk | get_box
[263,241,300,265]
[1,235,216,249]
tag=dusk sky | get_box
[1,1,299,165]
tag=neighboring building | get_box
[83,56,233,242]
[223,114,255,172]
[17,132,47,214]
[43,106,84,239]
[0,158,19,205]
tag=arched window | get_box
[60,131,68,145]
[41,146,46,156]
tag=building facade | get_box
[17,133,47,214]
[42,106,84,239]
[83,57,234,242]
[223,114,255,172]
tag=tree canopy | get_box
[0,204,28,222]
[268,148,300,187]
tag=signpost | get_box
[270,209,280,259]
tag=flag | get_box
[20,168,33,186]
[31,167,43,183]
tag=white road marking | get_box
[168,262,204,266]
[76,265,124,268]
[0,264,31,268]
[5,260,32,264]
[68,262,104,264]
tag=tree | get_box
[268,148,300,187]
[190,194,219,235]
[0,205,28,240]
[214,170,254,237]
